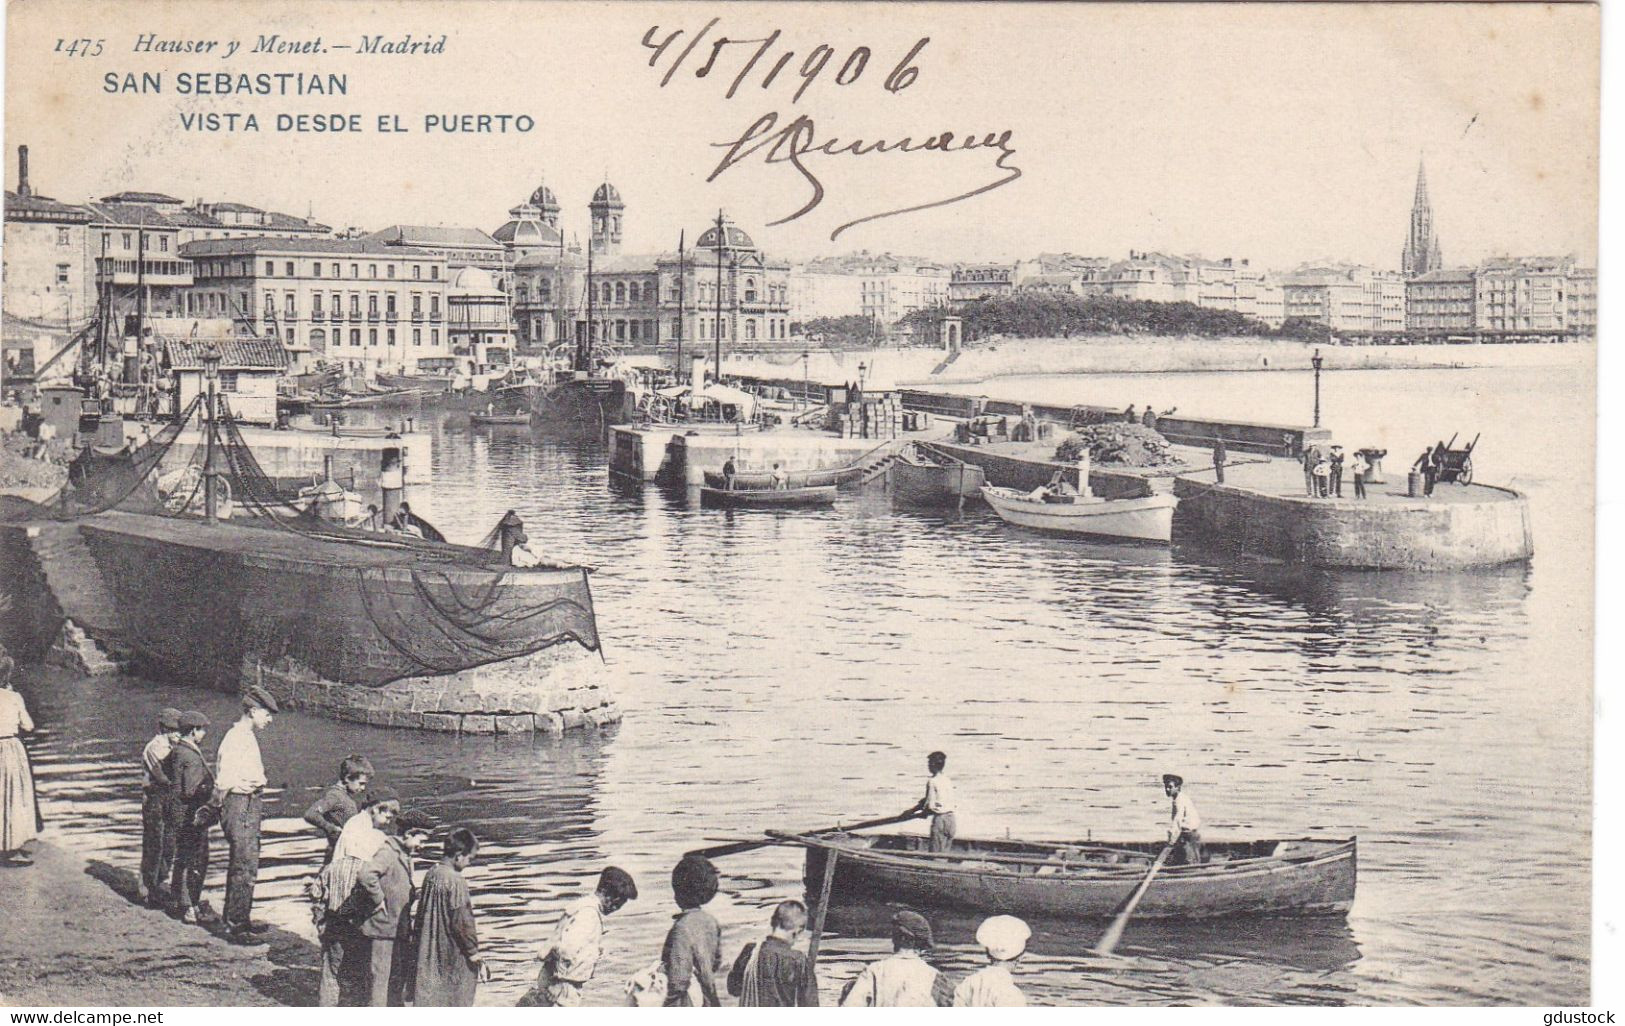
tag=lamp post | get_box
[201,341,222,523]
[801,349,810,411]
[1311,347,1324,428]
[858,361,867,391]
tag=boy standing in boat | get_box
[906,751,957,853]
[1163,773,1204,865]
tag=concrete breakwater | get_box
[0,512,621,734]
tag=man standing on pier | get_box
[138,708,182,908]
[1212,438,1227,485]
[215,686,278,944]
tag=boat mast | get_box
[675,230,685,382]
[712,210,723,381]
[581,237,594,373]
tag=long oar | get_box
[805,849,840,973]
[1093,843,1173,956]
[685,812,917,860]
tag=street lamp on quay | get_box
[858,361,867,391]
[1311,348,1324,428]
[800,349,810,412]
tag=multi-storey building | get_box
[3,146,100,326]
[787,268,864,322]
[1090,252,1284,326]
[1281,265,1404,333]
[365,224,508,290]
[447,265,515,374]
[1474,255,1590,335]
[180,237,451,375]
[948,263,1018,303]
[507,184,791,354]
[1404,268,1477,334]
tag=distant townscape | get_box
[2,144,1597,385]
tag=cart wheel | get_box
[1459,458,1473,485]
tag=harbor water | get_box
[13,354,1593,1005]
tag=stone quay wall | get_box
[1171,477,1535,570]
[925,441,1153,500]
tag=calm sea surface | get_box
[14,354,1594,1005]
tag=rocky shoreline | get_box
[0,841,316,1006]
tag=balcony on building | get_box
[95,256,194,287]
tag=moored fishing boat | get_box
[771,830,1357,919]
[981,484,1176,543]
[700,483,838,508]
[893,442,986,505]
[470,412,532,426]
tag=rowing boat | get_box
[470,412,532,426]
[981,485,1176,543]
[769,830,1356,919]
[700,484,838,508]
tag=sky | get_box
[1,1,1601,272]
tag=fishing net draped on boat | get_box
[10,396,603,686]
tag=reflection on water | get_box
[12,360,1592,1005]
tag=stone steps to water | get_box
[26,522,128,656]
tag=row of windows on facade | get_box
[188,257,443,282]
[514,279,787,307]
[527,316,789,343]
[56,227,173,254]
[184,291,443,318]
[295,327,442,348]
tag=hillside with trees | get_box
[900,295,1327,344]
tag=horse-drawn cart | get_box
[1434,432,1480,485]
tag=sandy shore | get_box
[0,842,317,1007]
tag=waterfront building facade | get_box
[163,335,287,426]
[446,265,515,374]
[507,186,790,353]
[1474,255,1591,335]
[787,267,864,322]
[180,237,451,375]
[1404,268,1478,334]
[366,224,508,290]
[1281,265,1405,333]
[1090,252,1285,327]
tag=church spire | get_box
[1402,156,1441,277]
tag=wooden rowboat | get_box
[770,830,1356,920]
[981,484,1176,543]
[700,484,838,508]
[470,412,532,426]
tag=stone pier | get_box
[1172,458,1534,570]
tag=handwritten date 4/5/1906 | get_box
[708,111,1021,241]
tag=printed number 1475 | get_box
[56,38,105,57]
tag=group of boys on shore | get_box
[135,718,1204,1007]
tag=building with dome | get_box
[504,183,791,354]
[447,264,515,375]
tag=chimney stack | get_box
[16,145,31,198]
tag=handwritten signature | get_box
[643,21,1022,240]
[708,111,1021,240]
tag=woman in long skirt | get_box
[0,652,41,867]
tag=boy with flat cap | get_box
[953,914,1029,1007]
[319,784,402,1005]
[167,711,214,924]
[352,808,435,1006]
[1164,773,1203,865]
[531,865,640,1006]
[840,909,952,1007]
[138,708,182,907]
[215,686,278,943]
